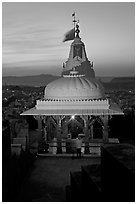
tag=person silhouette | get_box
[75,136,82,158]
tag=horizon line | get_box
[2,74,135,78]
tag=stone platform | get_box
[67,143,135,202]
[37,153,100,158]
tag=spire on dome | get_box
[75,22,80,38]
[72,12,80,38]
[72,12,77,30]
[62,14,95,78]
[63,13,81,42]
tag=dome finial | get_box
[72,13,80,38]
[72,12,76,29]
[75,21,80,38]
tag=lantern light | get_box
[71,115,75,120]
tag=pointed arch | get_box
[61,116,71,128]
[89,116,104,127]
[88,116,104,140]
[93,120,103,139]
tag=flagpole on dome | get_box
[72,12,76,28]
[72,13,80,39]
[63,13,77,42]
[72,12,77,38]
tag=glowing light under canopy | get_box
[71,115,75,120]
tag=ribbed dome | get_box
[44,76,105,100]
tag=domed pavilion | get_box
[21,17,123,154]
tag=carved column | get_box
[42,116,47,141]
[53,115,63,154]
[43,126,47,141]
[102,115,109,143]
[33,115,42,130]
[90,125,93,140]
[80,115,89,138]
[38,118,42,130]
[33,115,43,152]
[54,116,61,139]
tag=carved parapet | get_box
[36,98,109,110]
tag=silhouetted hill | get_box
[96,77,114,83]
[2,75,135,89]
[2,74,60,86]
[111,77,135,83]
[102,77,135,90]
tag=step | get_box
[65,185,71,202]
[70,171,83,201]
[81,164,102,201]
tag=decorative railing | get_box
[38,140,101,155]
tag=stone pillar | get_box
[33,116,43,153]
[56,117,61,139]
[102,116,109,143]
[84,120,89,138]
[56,116,62,154]
[90,125,93,140]
[80,115,89,138]
[65,125,68,139]
[37,118,42,130]
[42,117,47,141]
[44,126,47,141]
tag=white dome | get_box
[44,76,105,100]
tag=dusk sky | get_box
[2,2,135,77]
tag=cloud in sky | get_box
[3,22,64,62]
[2,2,135,76]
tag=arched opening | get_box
[68,116,84,139]
[26,116,38,130]
[93,120,103,139]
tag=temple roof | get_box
[21,102,123,116]
[44,74,105,100]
